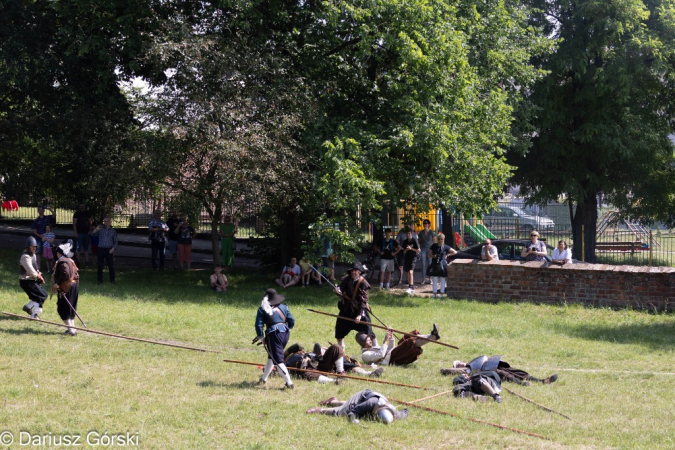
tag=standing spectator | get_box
[521,230,547,262]
[31,205,54,270]
[19,236,48,319]
[481,239,499,261]
[417,220,435,284]
[42,224,56,273]
[220,215,237,269]
[401,228,420,294]
[395,226,418,285]
[176,215,195,270]
[551,240,572,265]
[427,234,457,298]
[72,203,92,265]
[373,228,400,290]
[148,210,169,270]
[91,216,117,284]
[275,257,301,288]
[166,210,181,269]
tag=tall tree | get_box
[510,0,675,262]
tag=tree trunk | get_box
[211,204,223,267]
[440,207,454,247]
[571,194,597,263]
[279,207,302,265]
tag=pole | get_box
[389,397,550,440]
[368,310,401,341]
[406,389,454,404]
[3,312,222,354]
[649,230,653,267]
[502,386,571,420]
[582,224,585,262]
[222,358,431,390]
[311,266,338,290]
[308,309,460,350]
[60,292,87,328]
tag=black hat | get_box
[265,288,286,306]
[347,261,366,273]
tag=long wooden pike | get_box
[307,309,460,349]
[222,358,431,390]
[407,389,454,404]
[503,386,571,420]
[389,397,550,440]
[2,312,222,354]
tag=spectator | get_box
[401,228,420,294]
[521,230,546,262]
[210,265,228,292]
[373,228,400,290]
[31,205,54,270]
[176,215,195,270]
[220,215,237,269]
[42,224,56,273]
[319,237,336,282]
[166,210,181,269]
[552,240,572,265]
[427,234,457,298]
[481,239,499,261]
[417,219,435,285]
[298,255,313,287]
[91,216,117,285]
[148,210,169,270]
[72,203,93,265]
[276,257,301,288]
[395,226,417,285]
[310,260,333,286]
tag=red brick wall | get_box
[447,259,675,311]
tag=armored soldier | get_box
[19,237,48,318]
[307,389,409,424]
[441,355,558,386]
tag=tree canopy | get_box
[510,0,675,261]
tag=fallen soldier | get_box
[440,355,558,386]
[307,389,409,424]
[452,371,503,403]
[356,324,440,366]
[284,343,384,384]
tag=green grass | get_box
[1,247,674,449]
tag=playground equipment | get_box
[596,210,660,249]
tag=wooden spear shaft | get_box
[222,358,431,390]
[307,309,460,349]
[407,389,454,404]
[389,397,551,440]
[2,312,223,354]
[503,386,571,420]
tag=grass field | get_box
[1,247,674,449]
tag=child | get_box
[299,256,313,287]
[310,261,333,286]
[210,265,228,292]
[42,224,55,273]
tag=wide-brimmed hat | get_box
[56,240,74,258]
[264,288,285,306]
[347,261,366,274]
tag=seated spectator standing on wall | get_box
[521,230,546,262]
[72,203,92,265]
[276,257,301,288]
[481,239,499,261]
[551,240,572,265]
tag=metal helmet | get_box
[483,355,504,372]
[467,355,488,373]
[355,333,369,347]
[26,236,37,248]
[377,408,394,424]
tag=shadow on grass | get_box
[197,380,259,389]
[558,322,675,350]
[0,321,59,336]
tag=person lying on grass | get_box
[440,355,558,386]
[355,324,440,366]
[282,343,384,385]
[307,389,409,424]
[451,370,503,403]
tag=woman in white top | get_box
[551,240,572,265]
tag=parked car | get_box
[449,239,554,262]
[482,205,555,231]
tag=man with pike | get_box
[333,262,377,352]
[51,241,80,336]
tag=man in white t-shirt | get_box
[481,239,499,261]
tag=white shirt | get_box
[361,337,396,366]
[552,248,572,263]
[481,245,499,260]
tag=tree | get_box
[510,0,675,262]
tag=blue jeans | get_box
[151,241,166,269]
[420,247,431,278]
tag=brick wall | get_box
[447,259,675,312]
